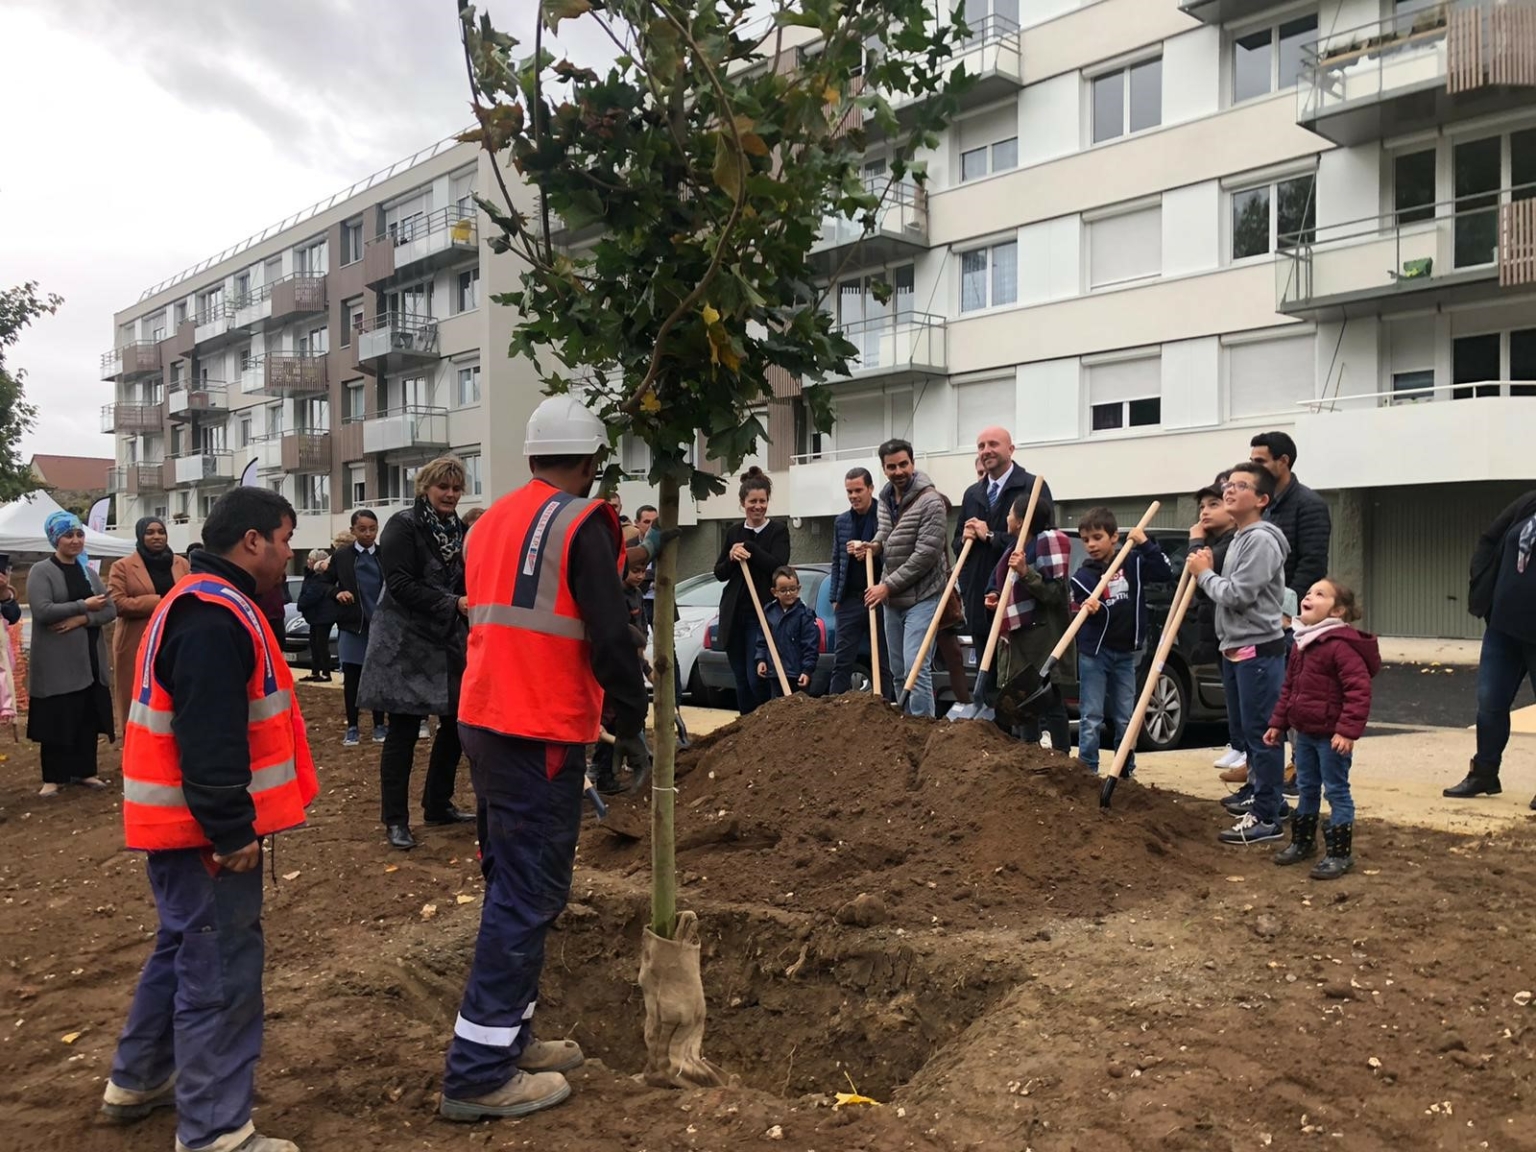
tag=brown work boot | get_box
[1219,766,1249,784]
[517,1038,584,1073]
[439,1070,571,1121]
[175,1122,299,1152]
[1284,760,1297,787]
[101,1074,176,1122]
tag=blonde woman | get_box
[358,457,474,850]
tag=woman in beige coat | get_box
[107,516,189,729]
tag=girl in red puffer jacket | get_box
[1264,579,1380,879]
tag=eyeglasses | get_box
[775,585,800,594]
[1222,482,1256,494]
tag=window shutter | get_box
[1088,206,1162,288]
[1087,357,1160,406]
[955,377,1016,446]
[1226,333,1315,419]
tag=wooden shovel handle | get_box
[1047,500,1161,664]
[741,557,792,697]
[1105,566,1199,781]
[865,551,882,697]
[903,536,973,696]
[977,474,1046,675]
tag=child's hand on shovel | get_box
[1007,552,1030,578]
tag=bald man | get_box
[953,427,1053,642]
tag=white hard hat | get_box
[523,394,608,456]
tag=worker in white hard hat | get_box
[439,394,649,1122]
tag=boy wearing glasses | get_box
[1187,462,1292,845]
[756,566,821,698]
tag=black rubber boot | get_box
[1310,822,1354,880]
[1442,758,1501,798]
[1274,812,1319,866]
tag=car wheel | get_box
[1137,664,1187,753]
[686,666,709,706]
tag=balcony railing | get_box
[100,341,160,381]
[355,404,450,454]
[171,450,235,486]
[364,206,477,285]
[832,310,947,378]
[167,381,229,421]
[107,467,129,495]
[1276,184,1536,317]
[1297,1,1536,143]
[355,312,440,368]
[132,461,166,492]
[101,402,163,434]
[857,14,1024,139]
[810,176,929,276]
[240,352,329,397]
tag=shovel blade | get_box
[1099,776,1118,809]
[894,688,909,712]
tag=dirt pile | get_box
[585,692,1231,930]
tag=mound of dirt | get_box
[584,693,1231,931]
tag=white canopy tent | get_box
[0,491,135,560]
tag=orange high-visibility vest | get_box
[122,574,319,851]
[460,479,623,744]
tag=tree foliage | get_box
[0,282,59,503]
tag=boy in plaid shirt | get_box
[1069,508,1173,776]
[984,492,1073,748]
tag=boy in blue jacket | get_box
[1069,508,1173,776]
[756,566,822,697]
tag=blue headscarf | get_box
[44,510,90,570]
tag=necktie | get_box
[987,479,1000,509]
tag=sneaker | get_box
[343,726,360,747]
[1214,747,1246,770]
[1218,812,1284,845]
[372,724,388,744]
[101,1074,176,1122]
[1219,765,1250,783]
[1221,783,1255,815]
[174,1125,298,1152]
[440,1070,571,1121]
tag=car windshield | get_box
[675,575,724,608]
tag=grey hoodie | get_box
[1195,519,1289,650]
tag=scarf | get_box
[135,516,177,595]
[416,497,464,571]
[44,510,90,571]
[991,529,1072,634]
[1293,616,1346,651]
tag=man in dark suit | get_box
[953,427,1053,641]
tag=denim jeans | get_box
[1292,730,1354,825]
[1219,656,1248,757]
[886,594,940,717]
[1078,648,1139,774]
[1474,624,1536,774]
[1226,652,1286,823]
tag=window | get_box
[1453,136,1500,269]
[1087,356,1161,433]
[267,478,285,497]
[961,137,1018,181]
[1390,370,1435,403]
[199,423,227,453]
[455,267,481,314]
[297,397,330,432]
[959,240,1018,312]
[1225,332,1315,419]
[456,364,481,407]
[296,240,327,276]
[833,393,885,451]
[346,382,366,420]
[297,474,330,514]
[957,106,1018,183]
[174,301,188,326]
[461,452,484,497]
[1233,15,1317,103]
[962,0,1020,42]
[342,219,364,265]
[955,377,1015,446]
[1512,328,1536,397]
[619,435,651,476]
[238,414,253,447]
[234,272,250,302]
[1453,333,1500,399]
[1394,150,1435,226]
[1092,58,1162,144]
[265,404,282,438]
[383,464,417,500]
[298,326,328,357]
[1087,204,1162,288]
[347,464,366,507]
[1231,173,1315,260]
[343,300,365,347]
[200,493,221,518]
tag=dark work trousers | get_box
[342,662,385,731]
[443,727,585,1099]
[1474,624,1536,773]
[307,628,333,677]
[830,599,893,699]
[1018,684,1071,752]
[109,848,264,1151]
[724,616,767,715]
[379,711,463,825]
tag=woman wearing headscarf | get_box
[28,511,117,796]
[107,515,190,729]
[358,457,474,850]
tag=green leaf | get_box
[712,131,743,202]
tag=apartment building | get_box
[758,0,1536,640]
[101,138,550,556]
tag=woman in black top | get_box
[713,467,790,714]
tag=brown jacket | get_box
[107,549,190,729]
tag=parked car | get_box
[644,572,724,703]
[281,574,340,668]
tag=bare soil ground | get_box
[2,689,1535,1152]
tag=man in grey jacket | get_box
[855,439,951,717]
[1188,461,1292,845]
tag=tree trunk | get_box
[649,473,680,940]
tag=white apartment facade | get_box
[102,0,1536,637]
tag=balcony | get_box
[354,312,440,374]
[810,176,928,277]
[1276,187,1536,320]
[171,450,235,487]
[787,446,887,518]
[168,318,196,360]
[357,405,450,455]
[1297,1,1536,146]
[859,16,1025,142]
[240,352,328,398]
[231,286,272,330]
[132,461,166,493]
[363,207,477,287]
[194,300,240,350]
[107,467,129,496]
[1178,0,1285,23]
[828,311,947,382]
[100,341,160,381]
[101,402,163,434]
[167,381,229,422]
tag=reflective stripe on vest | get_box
[124,757,298,808]
[126,689,292,735]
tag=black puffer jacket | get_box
[1189,530,1233,665]
[1265,476,1331,598]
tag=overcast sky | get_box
[0,0,615,462]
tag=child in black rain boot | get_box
[1265,579,1379,879]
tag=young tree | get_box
[460,0,971,1082]
[0,283,59,503]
